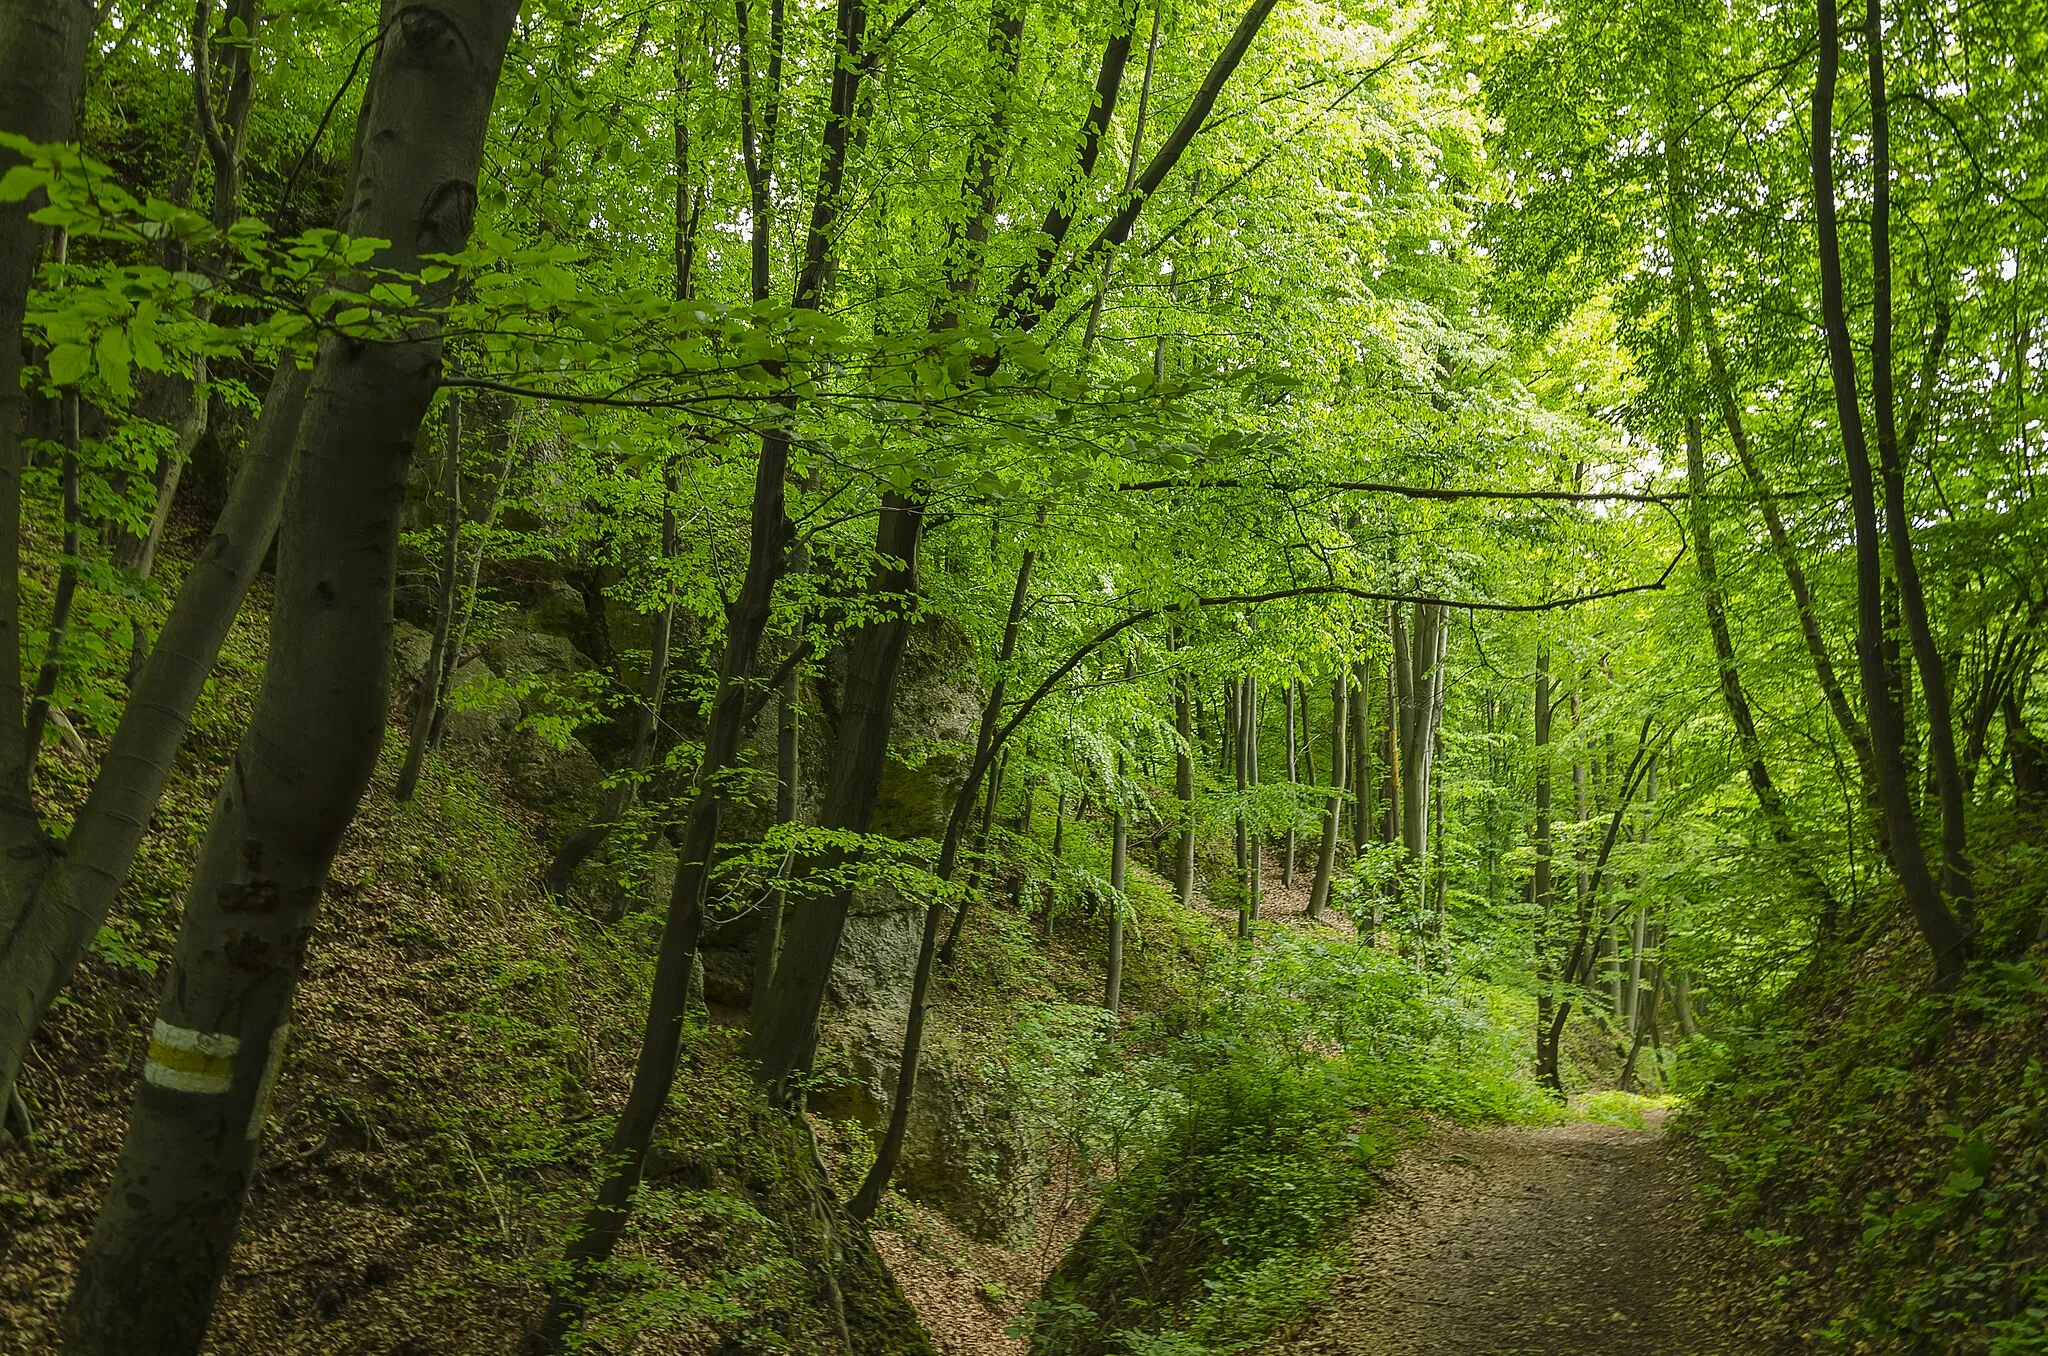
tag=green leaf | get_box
[96,328,133,397]
[0,164,46,203]
[46,343,90,386]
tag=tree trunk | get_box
[1236,675,1253,929]
[394,392,467,803]
[542,464,680,900]
[1533,647,1559,1089]
[1282,679,1297,888]
[1232,676,1249,937]
[536,0,867,1325]
[1673,970,1700,1038]
[1862,9,1973,930]
[1625,905,1648,1037]
[1700,315,1877,789]
[0,361,306,1116]
[116,0,264,579]
[1309,666,1348,920]
[751,490,920,1104]
[1174,639,1195,907]
[752,662,800,1004]
[850,534,1037,1221]
[1106,752,1127,1015]
[62,8,519,1349]
[1301,676,1318,786]
[1381,650,1401,848]
[2007,686,2047,811]
[1396,603,1448,905]
[1809,0,1967,985]
[0,0,95,862]
[24,398,80,776]
[1681,363,1843,923]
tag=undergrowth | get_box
[1679,829,2048,1354]
[1025,929,1548,1356]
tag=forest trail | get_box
[1267,1116,1735,1356]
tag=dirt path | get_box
[1267,1117,1734,1356]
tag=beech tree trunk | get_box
[1862,10,1974,930]
[1174,640,1195,907]
[1533,648,1558,1088]
[0,361,307,1119]
[1684,410,1842,925]
[535,0,867,1329]
[1810,0,1968,985]
[116,0,263,580]
[1282,679,1298,888]
[393,392,467,803]
[1309,666,1348,920]
[24,397,80,775]
[1106,751,1127,1015]
[0,0,95,871]
[61,7,520,1350]
[1699,316,1877,790]
[751,491,920,1103]
[542,464,679,901]
[850,535,1037,1220]
[1394,602,1449,909]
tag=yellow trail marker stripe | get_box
[143,1020,239,1095]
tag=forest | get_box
[0,0,2043,1351]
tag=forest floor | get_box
[1265,1113,1738,1356]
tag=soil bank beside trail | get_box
[1266,1117,1737,1356]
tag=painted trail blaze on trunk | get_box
[59,4,524,1353]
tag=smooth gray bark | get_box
[0,0,94,866]
[1106,752,1127,1015]
[1308,666,1348,920]
[394,392,466,803]
[0,361,306,1117]
[61,7,520,1349]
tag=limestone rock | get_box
[825,883,927,1031]
[484,630,585,687]
[439,660,520,749]
[502,723,603,813]
[818,1029,1046,1245]
[392,621,433,691]
[522,577,587,634]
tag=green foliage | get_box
[1027,929,1546,1355]
[1681,879,2048,1351]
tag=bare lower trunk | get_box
[1684,410,1842,925]
[394,393,466,803]
[1862,15,1972,930]
[418,414,520,756]
[752,663,801,1003]
[751,491,920,1103]
[0,362,306,1116]
[1308,666,1348,920]
[61,9,517,1348]
[1174,642,1195,907]
[1532,648,1558,1088]
[851,532,1037,1220]
[1282,680,1297,888]
[0,0,95,864]
[24,402,80,775]
[1106,754,1127,1015]
[537,0,865,1323]
[1233,677,1252,938]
